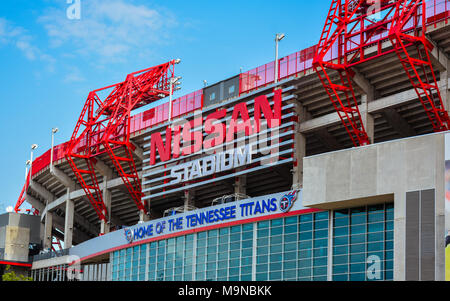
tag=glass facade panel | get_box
[332,203,394,281]
[110,204,393,282]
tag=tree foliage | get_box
[2,265,33,281]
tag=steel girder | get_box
[66,61,177,223]
[313,0,450,146]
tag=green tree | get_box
[2,265,33,281]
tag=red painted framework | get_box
[0,261,32,268]
[65,61,178,222]
[313,0,450,146]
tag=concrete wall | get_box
[302,132,446,281]
[4,226,30,262]
[0,213,41,262]
[7,213,41,245]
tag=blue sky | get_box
[0,0,330,211]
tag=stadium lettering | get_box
[170,145,252,184]
[149,89,282,165]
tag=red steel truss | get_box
[66,61,178,223]
[313,0,450,146]
[389,0,450,132]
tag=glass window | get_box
[242,223,253,232]
[270,227,283,236]
[242,231,253,240]
[313,266,327,276]
[230,242,240,250]
[314,230,328,239]
[270,253,283,263]
[315,212,329,220]
[298,249,312,259]
[368,222,384,233]
[219,228,229,235]
[300,222,313,232]
[333,255,348,265]
[350,225,366,235]
[332,203,394,281]
[270,235,282,245]
[334,226,349,237]
[313,257,327,267]
[258,221,270,229]
[334,209,349,218]
[207,237,217,246]
[285,216,297,225]
[334,217,349,227]
[298,268,312,278]
[231,226,241,233]
[299,231,313,241]
[300,214,313,223]
[314,220,328,229]
[230,233,241,242]
[242,248,252,258]
[113,211,334,282]
[351,215,366,225]
[257,255,268,264]
[350,234,365,244]
[298,240,313,250]
[258,228,269,237]
[285,233,297,243]
[284,242,296,252]
[270,244,282,253]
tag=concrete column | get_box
[101,176,112,234]
[292,131,306,190]
[43,212,53,251]
[139,210,150,223]
[292,102,306,190]
[441,59,450,115]
[234,175,247,195]
[393,191,406,281]
[361,94,375,144]
[183,190,195,212]
[64,188,74,248]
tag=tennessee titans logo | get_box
[279,191,298,213]
[124,228,133,244]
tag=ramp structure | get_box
[313,0,450,146]
[65,61,179,223]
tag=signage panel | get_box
[124,190,304,244]
[142,88,297,200]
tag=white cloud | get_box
[16,40,36,60]
[0,17,55,66]
[64,66,86,83]
[38,0,177,63]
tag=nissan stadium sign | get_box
[169,145,252,185]
[142,88,297,200]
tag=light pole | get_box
[25,160,31,180]
[168,58,182,123]
[50,128,59,172]
[168,76,182,122]
[274,33,286,84]
[30,144,38,179]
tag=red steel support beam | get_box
[65,61,178,224]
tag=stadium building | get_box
[6,0,450,281]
